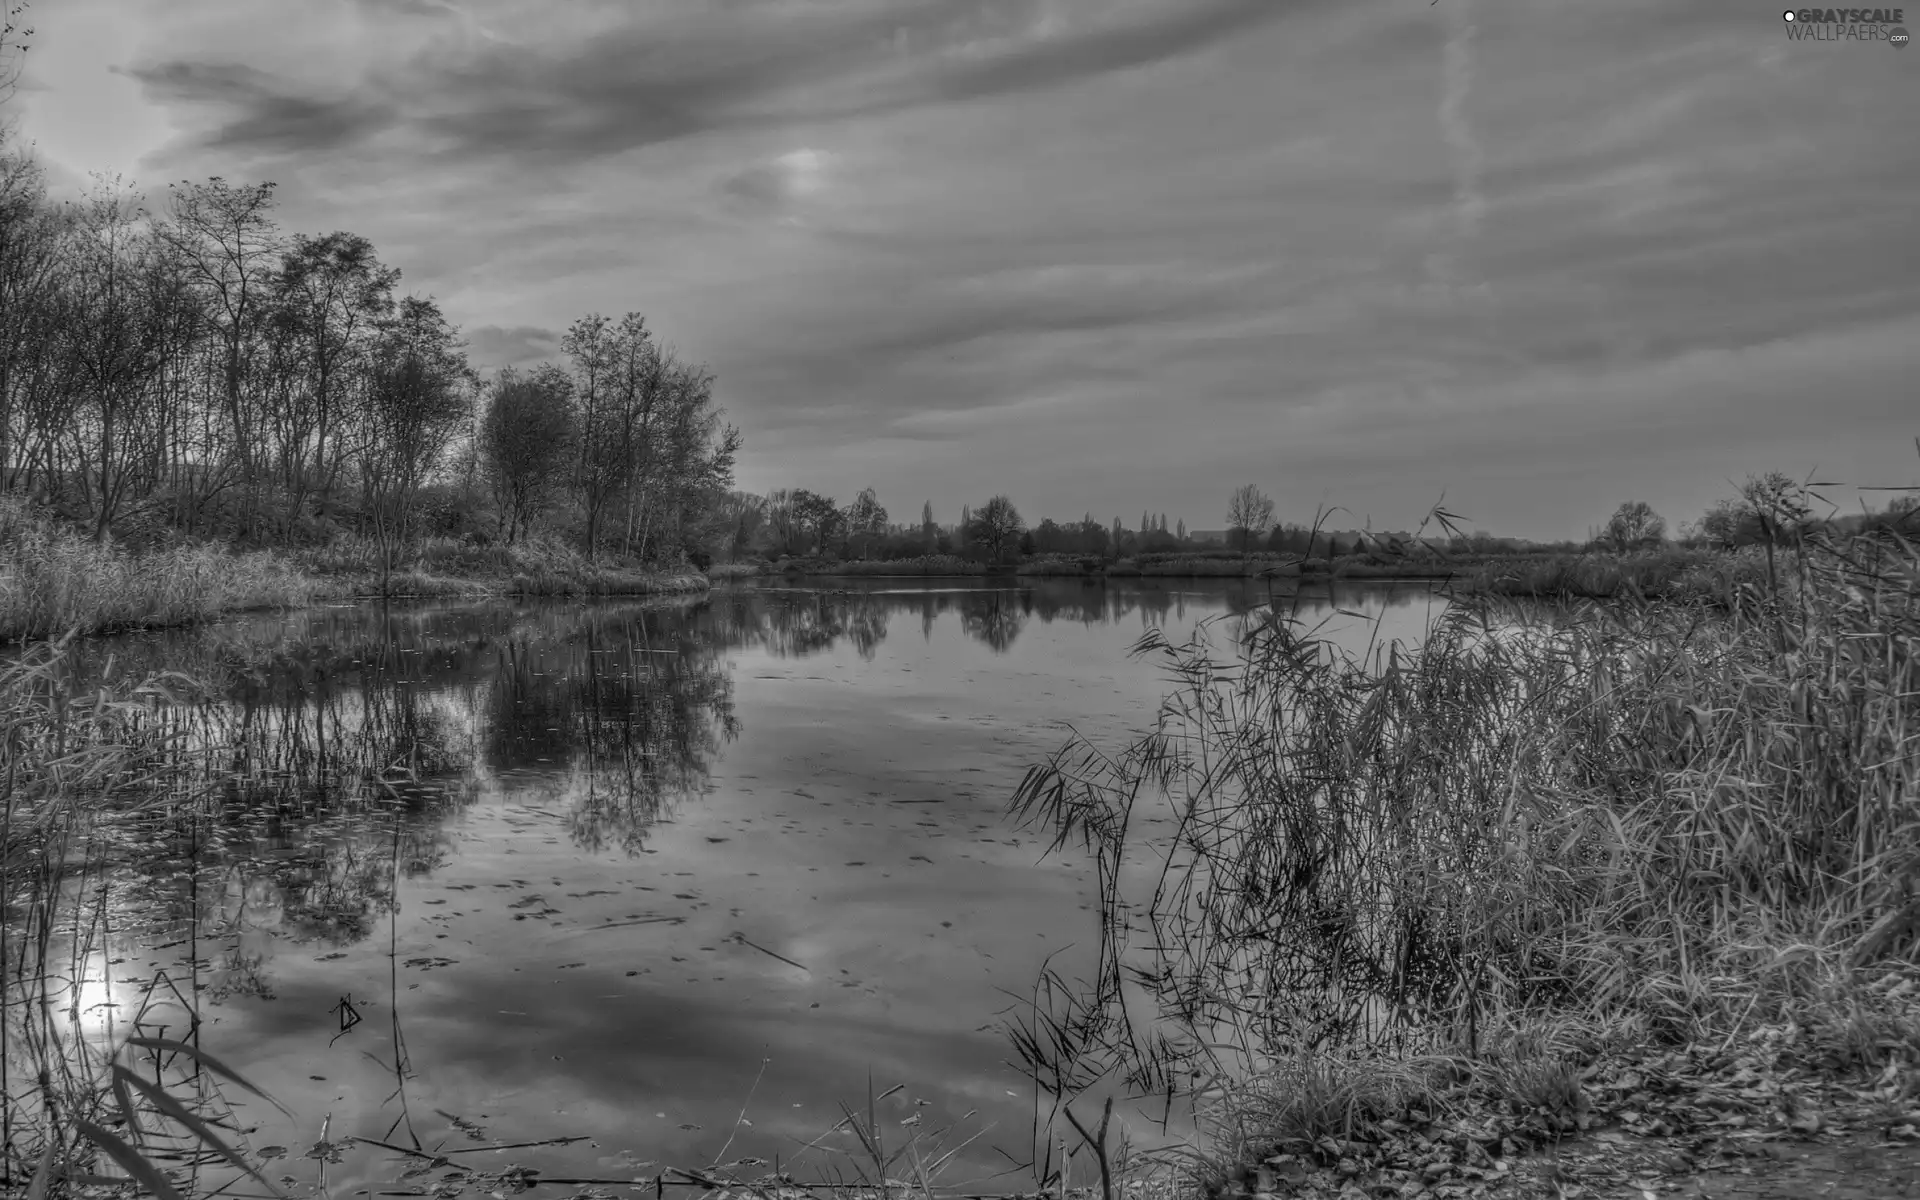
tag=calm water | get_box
[39,578,1446,1193]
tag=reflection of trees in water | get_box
[725,590,890,660]
[958,591,1027,653]
[702,581,1437,657]
[481,605,738,854]
[54,599,737,1000]
[46,582,1441,996]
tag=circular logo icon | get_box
[1892,25,1910,46]
[1783,9,1797,19]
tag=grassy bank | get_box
[1458,545,1771,602]
[770,554,987,576]
[0,496,317,643]
[0,500,709,643]
[1011,522,1920,1196]
[296,534,708,598]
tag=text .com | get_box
[1783,9,1911,43]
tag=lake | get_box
[34,578,1448,1195]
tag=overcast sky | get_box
[12,0,1916,539]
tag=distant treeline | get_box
[707,472,1919,572]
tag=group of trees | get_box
[476,312,739,560]
[0,156,473,544]
[0,130,737,561]
[704,474,1914,570]
[712,481,1371,566]
[718,488,1033,564]
[1591,472,1919,553]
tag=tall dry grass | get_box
[297,532,709,596]
[776,555,987,576]
[0,497,313,643]
[1460,546,1769,602]
[1009,518,1920,1112]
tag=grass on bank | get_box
[771,555,988,577]
[1010,514,1920,1193]
[1458,546,1773,602]
[295,533,708,598]
[0,498,711,644]
[0,496,315,643]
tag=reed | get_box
[1015,555,1104,576]
[1458,546,1769,602]
[1009,514,1920,1185]
[776,556,988,577]
[297,531,709,597]
[1,638,285,1198]
[0,497,313,643]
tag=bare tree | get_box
[763,488,798,556]
[1226,484,1275,552]
[792,489,840,555]
[714,490,767,560]
[968,494,1024,563]
[562,312,623,558]
[63,177,166,539]
[360,294,473,581]
[843,486,887,559]
[269,231,398,537]
[480,364,574,544]
[0,1,31,107]
[161,177,283,535]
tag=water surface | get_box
[40,578,1447,1192]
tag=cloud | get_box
[20,0,1916,539]
[719,148,832,214]
[1436,0,1485,257]
[465,323,561,370]
[122,0,1300,172]
[123,60,391,154]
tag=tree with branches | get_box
[968,495,1025,564]
[1226,484,1275,552]
[480,364,573,544]
[1599,500,1665,552]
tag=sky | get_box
[9,0,1917,541]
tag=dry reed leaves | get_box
[1196,1015,1920,1199]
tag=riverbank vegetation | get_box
[0,128,740,636]
[710,474,1918,600]
[1007,488,1920,1198]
